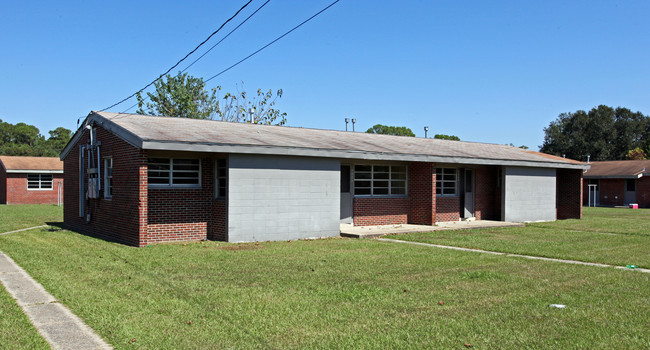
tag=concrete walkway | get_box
[0,250,112,349]
[379,238,650,273]
[0,225,49,236]
[340,220,524,239]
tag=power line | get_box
[123,0,272,114]
[100,0,254,112]
[205,0,340,84]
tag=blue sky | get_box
[1,0,648,150]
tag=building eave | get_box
[141,140,590,170]
[5,170,63,174]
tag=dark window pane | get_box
[391,187,406,195]
[340,166,350,193]
[355,188,371,195]
[374,188,389,195]
[355,165,371,172]
[627,179,636,191]
[355,172,371,180]
[374,165,389,173]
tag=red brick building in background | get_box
[0,156,63,205]
[61,111,588,247]
[583,160,650,208]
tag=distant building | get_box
[61,111,588,247]
[0,156,63,205]
[583,160,650,207]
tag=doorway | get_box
[340,165,353,223]
[624,179,637,205]
[461,168,475,218]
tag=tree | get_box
[434,134,460,141]
[626,148,647,160]
[0,119,70,157]
[365,124,415,137]
[540,105,649,161]
[137,72,287,125]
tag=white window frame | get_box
[148,158,202,188]
[436,167,458,196]
[104,157,113,199]
[215,158,227,199]
[27,174,53,190]
[353,164,408,197]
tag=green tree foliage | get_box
[366,124,415,137]
[0,119,71,157]
[137,72,287,125]
[540,105,650,161]
[434,134,460,141]
[506,143,529,149]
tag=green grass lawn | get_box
[0,205,648,349]
[0,284,49,349]
[0,204,63,232]
[387,207,650,268]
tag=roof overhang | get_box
[61,111,588,170]
[142,140,589,169]
[584,173,643,179]
[4,169,63,174]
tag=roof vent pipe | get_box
[587,155,590,163]
[424,126,429,138]
[345,118,350,131]
[248,107,256,123]
[352,118,356,132]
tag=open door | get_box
[340,165,353,223]
[463,169,475,218]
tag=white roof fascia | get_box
[5,170,63,174]
[141,140,589,170]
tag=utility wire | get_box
[205,0,340,84]
[122,0,272,114]
[100,0,254,112]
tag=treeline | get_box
[540,105,649,161]
[0,119,72,157]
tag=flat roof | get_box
[61,111,589,170]
[0,156,63,173]
[583,160,650,178]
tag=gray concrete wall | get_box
[227,154,340,242]
[502,166,556,222]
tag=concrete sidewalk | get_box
[340,220,524,238]
[0,250,112,350]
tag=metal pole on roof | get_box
[345,118,350,131]
[424,126,429,138]
[249,107,256,123]
[352,118,356,132]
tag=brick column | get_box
[408,162,436,225]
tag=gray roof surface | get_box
[583,160,650,178]
[61,111,588,169]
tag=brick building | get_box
[61,111,588,247]
[0,156,64,205]
[583,160,650,208]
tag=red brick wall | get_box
[408,162,435,225]
[145,157,227,244]
[64,127,147,247]
[474,167,500,220]
[353,197,409,226]
[0,166,7,204]
[64,125,228,246]
[598,179,624,206]
[436,196,460,222]
[638,177,650,208]
[2,173,63,205]
[556,169,583,219]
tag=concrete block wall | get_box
[227,154,340,242]
[556,169,583,219]
[502,166,556,222]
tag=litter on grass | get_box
[549,304,566,308]
[626,265,639,269]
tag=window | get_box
[104,158,113,198]
[148,158,201,187]
[216,158,227,198]
[626,179,636,192]
[27,174,53,190]
[353,165,407,196]
[436,168,457,196]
